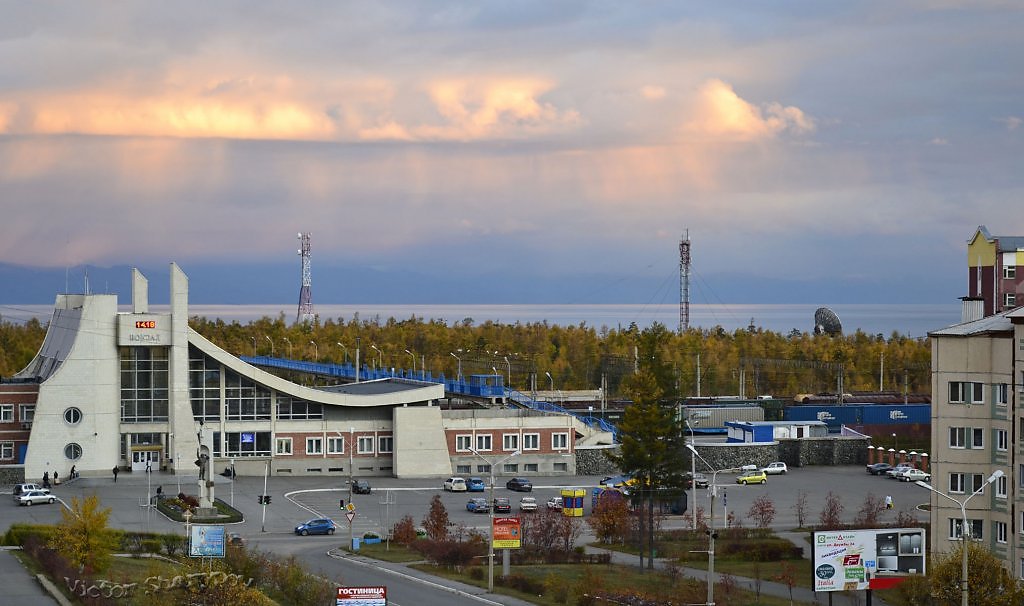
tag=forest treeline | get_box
[1,312,932,400]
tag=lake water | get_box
[6,302,962,337]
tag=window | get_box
[554,462,568,472]
[503,463,518,473]
[328,437,344,454]
[503,434,519,451]
[1005,293,1017,308]
[949,518,983,540]
[996,384,1009,406]
[19,404,35,423]
[378,436,393,454]
[950,473,965,494]
[970,428,984,449]
[64,407,82,425]
[476,434,493,452]
[224,368,271,421]
[552,433,569,450]
[1005,265,1017,279]
[455,435,472,452]
[523,433,540,451]
[477,464,491,473]
[64,443,82,460]
[524,463,538,472]
[456,464,471,474]
[276,437,293,455]
[948,381,983,404]
[997,521,1008,544]
[971,473,986,493]
[188,347,221,421]
[0,405,12,422]
[223,431,272,457]
[357,436,374,454]
[997,474,1008,498]
[949,427,966,449]
[276,396,323,420]
[306,437,323,455]
[0,442,13,460]
[120,346,169,422]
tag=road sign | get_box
[337,586,386,606]
[346,502,356,512]
[492,516,521,549]
[345,511,356,523]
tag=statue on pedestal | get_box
[195,424,215,511]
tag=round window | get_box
[64,443,82,461]
[64,407,83,425]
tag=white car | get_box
[761,462,788,475]
[443,477,468,492]
[887,464,916,479]
[900,469,931,483]
[16,490,55,506]
[519,497,538,512]
[13,483,50,497]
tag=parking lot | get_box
[1,465,931,541]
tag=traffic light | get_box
[339,498,346,510]
[258,495,264,504]
[265,495,271,504]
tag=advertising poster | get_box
[813,528,925,592]
[189,524,226,558]
[492,516,522,549]
[336,586,386,606]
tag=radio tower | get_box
[678,230,691,333]
[296,232,315,324]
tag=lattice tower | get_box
[296,232,315,324]
[679,230,691,333]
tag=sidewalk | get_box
[0,549,60,606]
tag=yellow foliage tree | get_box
[48,494,120,574]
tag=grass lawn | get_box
[350,541,425,563]
[410,561,820,605]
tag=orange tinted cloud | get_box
[685,79,814,141]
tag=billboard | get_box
[813,528,925,592]
[189,524,226,558]
[492,516,521,549]
[336,586,386,606]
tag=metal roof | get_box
[928,310,1014,336]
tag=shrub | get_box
[392,515,418,545]
[2,524,56,547]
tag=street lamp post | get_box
[265,335,274,357]
[355,337,361,382]
[283,337,292,358]
[250,337,256,357]
[545,371,554,391]
[405,349,416,377]
[687,444,740,606]
[449,352,462,381]
[309,340,318,361]
[371,345,383,372]
[469,448,520,593]
[915,469,1004,606]
[337,342,348,363]
[686,420,698,531]
[504,356,511,388]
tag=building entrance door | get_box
[131,448,161,472]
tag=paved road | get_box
[0,466,929,605]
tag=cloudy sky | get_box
[1,1,1021,306]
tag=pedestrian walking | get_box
[885,495,893,510]
[69,465,76,479]
[156,485,163,498]
[112,466,119,482]
[146,460,152,473]
[42,471,50,488]
[53,470,59,485]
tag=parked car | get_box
[866,462,893,476]
[900,469,931,483]
[546,497,563,510]
[761,462,788,475]
[519,497,538,512]
[352,480,372,494]
[887,464,916,479]
[13,483,49,497]
[493,497,511,513]
[736,470,768,485]
[691,473,709,488]
[466,497,490,513]
[506,477,533,492]
[295,518,337,536]
[740,464,759,472]
[444,477,468,492]
[467,477,487,492]
[16,490,55,506]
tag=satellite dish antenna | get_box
[814,307,842,336]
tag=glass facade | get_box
[189,346,221,421]
[120,346,169,422]
[225,369,271,420]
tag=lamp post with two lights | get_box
[686,444,741,606]
[468,447,520,593]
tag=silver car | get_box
[16,490,55,506]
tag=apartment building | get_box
[967,225,1024,317]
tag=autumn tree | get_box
[818,492,844,530]
[897,542,1024,606]
[49,494,120,573]
[422,495,450,541]
[852,493,885,528]
[792,490,809,529]
[588,493,631,544]
[747,495,776,529]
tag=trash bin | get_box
[351,538,361,551]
